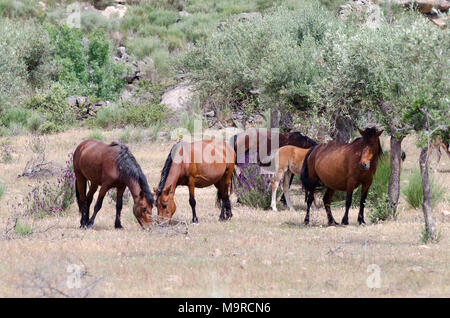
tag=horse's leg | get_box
[304,189,315,225]
[114,186,125,229]
[358,184,370,225]
[223,166,233,220]
[188,179,198,224]
[323,188,338,226]
[271,169,283,211]
[88,185,109,228]
[280,171,294,206]
[341,190,353,225]
[86,183,98,217]
[75,175,88,228]
[283,171,295,212]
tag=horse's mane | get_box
[110,142,154,205]
[290,131,318,147]
[156,141,181,197]
[350,127,383,159]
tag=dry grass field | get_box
[0,129,449,297]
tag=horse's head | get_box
[153,187,176,222]
[133,190,153,230]
[358,127,383,171]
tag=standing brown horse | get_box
[300,127,383,226]
[154,139,235,223]
[73,140,154,229]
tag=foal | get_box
[264,146,310,212]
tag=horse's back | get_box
[74,139,119,184]
[176,139,235,187]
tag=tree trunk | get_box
[331,116,352,143]
[419,146,437,242]
[270,109,279,129]
[387,136,403,215]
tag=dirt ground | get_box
[0,129,449,297]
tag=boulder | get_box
[396,0,450,13]
[339,0,383,28]
[101,4,127,19]
[160,84,194,112]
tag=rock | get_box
[240,259,247,269]
[397,0,450,13]
[213,249,222,257]
[160,84,194,112]
[157,131,169,141]
[179,10,190,17]
[101,5,127,20]
[205,110,215,117]
[339,0,383,28]
[442,210,450,216]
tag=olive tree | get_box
[312,12,448,237]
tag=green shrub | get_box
[121,102,169,128]
[26,83,76,128]
[87,129,104,141]
[0,107,32,128]
[47,25,125,100]
[15,221,32,236]
[0,19,51,107]
[90,104,122,129]
[0,0,38,18]
[125,36,164,60]
[402,169,445,209]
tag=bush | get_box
[179,3,333,121]
[14,221,32,236]
[26,83,76,129]
[89,102,169,129]
[47,25,125,100]
[232,163,275,210]
[11,152,76,218]
[87,129,104,141]
[402,169,445,210]
[0,19,51,108]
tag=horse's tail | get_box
[228,134,238,163]
[75,180,80,210]
[300,146,316,202]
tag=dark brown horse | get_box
[229,128,317,204]
[300,127,383,226]
[73,140,154,229]
[229,128,317,165]
[154,139,235,223]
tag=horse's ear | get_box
[358,128,365,136]
[376,130,383,137]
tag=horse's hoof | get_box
[192,217,198,224]
[80,224,87,229]
[341,219,349,226]
[328,221,339,227]
[304,220,309,226]
[87,222,94,229]
[115,224,123,229]
[359,221,367,226]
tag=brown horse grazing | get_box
[73,140,154,229]
[300,127,383,226]
[154,139,235,223]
